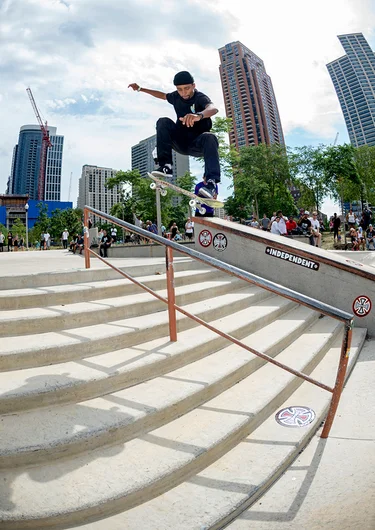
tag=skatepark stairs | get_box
[0,251,366,530]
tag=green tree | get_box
[322,144,361,211]
[10,218,26,241]
[106,169,174,226]
[291,145,329,212]
[226,143,295,218]
[49,208,82,240]
[353,145,375,206]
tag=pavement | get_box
[228,338,375,530]
[0,249,172,276]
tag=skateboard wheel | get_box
[199,207,206,215]
[150,182,156,190]
[189,199,196,207]
[160,189,167,197]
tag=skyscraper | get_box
[219,41,285,149]
[327,33,375,147]
[77,165,123,222]
[131,134,190,206]
[131,134,190,182]
[10,125,64,200]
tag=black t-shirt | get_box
[166,90,213,134]
[299,218,312,233]
[333,217,341,229]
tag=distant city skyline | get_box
[219,41,284,148]
[327,33,375,147]
[8,125,64,201]
[77,164,123,222]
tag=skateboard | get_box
[147,172,224,215]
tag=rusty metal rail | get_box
[84,206,354,439]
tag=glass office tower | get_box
[327,33,375,147]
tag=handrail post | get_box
[166,245,177,341]
[321,321,353,438]
[84,208,91,269]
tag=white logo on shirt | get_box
[190,104,195,113]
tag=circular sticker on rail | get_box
[352,295,372,317]
[199,229,212,247]
[275,406,316,428]
[213,233,228,252]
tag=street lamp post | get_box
[25,203,29,250]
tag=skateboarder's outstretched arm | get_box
[128,83,166,100]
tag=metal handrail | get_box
[84,206,354,438]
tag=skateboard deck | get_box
[147,172,224,214]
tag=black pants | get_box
[100,243,111,258]
[0,243,3,252]
[63,239,68,249]
[156,117,220,183]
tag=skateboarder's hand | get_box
[128,83,140,91]
[179,114,201,127]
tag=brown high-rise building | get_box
[219,41,285,149]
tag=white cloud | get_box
[0,0,374,206]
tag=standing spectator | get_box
[286,215,297,235]
[332,213,341,243]
[44,231,50,250]
[40,232,45,250]
[363,207,372,230]
[13,234,19,252]
[310,212,322,247]
[99,230,112,258]
[62,229,69,249]
[111,226,117,243]
[7,231,13,252]
[260,213,270,231]
[170,222,179,240]
[0,231,4,252]
[19,237,25,251]
[185,218,194,240]
[346,209,355,229]
[276,210,288,235]
[366,224,375,250]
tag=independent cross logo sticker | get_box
[352,295,372,317]
[275,406,316,428]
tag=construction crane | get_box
[333,132,339,146]
[26,88,53,200]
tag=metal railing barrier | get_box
[84,206,354,439]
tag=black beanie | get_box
[173,71,194,85]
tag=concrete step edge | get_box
[0,278,244,337]
[0,287,270,372]
[0,269,217,310]
[0,293,289,413]
[0,320,357,529]
[0,305,325,468]
[0,257,201,291]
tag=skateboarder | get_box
[128,71,220,198]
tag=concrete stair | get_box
[0,257,365,530]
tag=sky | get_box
[1,0,375,216]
